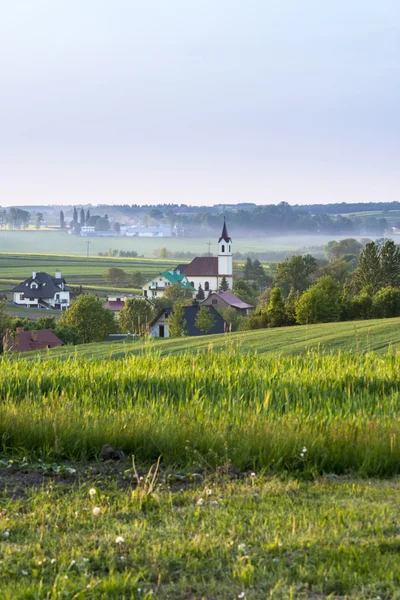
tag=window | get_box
[205,282,209,291]
[229,245,231,252]
[221,245,225,252]
[212,299,217,305]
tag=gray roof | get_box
[207,291,254,310]
[150,304,226,336]
[11,272,71,298]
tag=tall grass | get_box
[1,348,399,475]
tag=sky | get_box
[0,0,399,207]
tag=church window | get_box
[221,245,225,252]
[205,282,209,291]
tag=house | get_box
[201,291,254,316]
[3,328,63,353]
[125,224,172,237]
[104,294,154,312]
[149,304,226,338]
[142,271,195,299]
[11,271,71,310]
[173,219,233,293]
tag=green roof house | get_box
[142,270,196,299]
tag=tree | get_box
[0,300,13,352]
[85,208,91,224]
[113,222,121,235]
[36,316,57,330]
[54,325,84,345]
[295,276,343,325]
[157,247,169,259]
[95,217,110,231]
[60,210,65,230]
[131,271,145,288]
[380,240,400,288]
[353,242,382,293]
[348,291,374,320]
[275,254,317,295]
[373,287,400,319]
[73,207,78,224]
[195,306,216,333]
[168,303,187,337]
[232,280,257,306]
[267,287,286,327]
[119,298,154,334]
[252,259,265,284]
[80,208,85,227]
[244,258,253,281]
[325,238,363,262]
[7,208,30,229]
[220,307,242,332]
[103,267,129,285]
[163,283,192,305]
[285,287,300,325]
[219,276,229,291]
[57,294,117,343]
[35,212,44,230]
[196,285,205,300]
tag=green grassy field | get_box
[0,229,361,257]
[1,473,400,598]
[16,316,400,361]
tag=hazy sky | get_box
[0,1,399,206]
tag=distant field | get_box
[18,317,400,361]
[0,229,371,257]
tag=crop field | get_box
[1,325,400,597]
[0,229,369,257]
[16,316,400,361]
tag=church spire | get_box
[218,218,231,243]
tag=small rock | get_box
[100,444,124,461]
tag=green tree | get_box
[353,242,381,293]
[119,298,154,334]
[80,208,85,227]
[60,210,65,230]
[348,291,373,320]
[113,222,121,235]
[295,276,343,325]
[232,279,257,306]
[85,208,91,224]
[380,240,400,288]
[284,287,300,325]
[163,283,192,305]
[73,206,78,224]
[196,285,205,300]
[131,271,145,288]
[0,300,14,352]
[220,307,242,332]
[373,287,400,319]
[157,247,169,259]
[103,267,129,285]
[219,276,229,291]
[243,257,253,281]
[252,259,265,284]
[275,254,317,295]
[267,287,286,327]
[35,212,44,230]
[36,316,57,330]
[168,303,187,337]
[95,217,110,231]
[195,306,216,333]
[325,238,363,262]
[58,294,117,343]
[54,325,84,345]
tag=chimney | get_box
[16,327,24,334]
[55,270,62,279]
[30,331,38,342]
[32,271,36,279]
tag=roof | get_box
[206,291,254,310]
[11,272,71,298]
[104,301,125,311]
[218,219,232,243]
[144,271,195,291]
[150,304,226,336]
[175,257,219,277]
[3,329,63,353]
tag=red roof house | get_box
[3,328,64,353]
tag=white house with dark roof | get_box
[11,271,71,310]
[174,220,233,293]
[142,270,196,299]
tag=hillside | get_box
[16,317,400,361]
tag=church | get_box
[174,219,233,294]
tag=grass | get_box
[15,316,400,361]
[1,474,400,598]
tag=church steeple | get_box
[218,218,231,243]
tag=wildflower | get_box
[250,472,256,477]
[115,536,125,544]
[64,575,68,580]
[68,560,76,569]
[82,557,89,563]
[206,488,212,496]
[196,498,204,506]
[300,453,305,458]
[51,558,56,565]
[302,447,307,453]
[92,506,101,516]
[3,530,9,538]
[89,488,96,497]
[21,570,28,576]
[208,500,218,506]
[237,543,246,550]
[238,593,246,599]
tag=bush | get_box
[296,276,343,325]
[373,287,400,318]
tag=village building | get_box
[174,220,233,293]
[3,328,64,353]
[149,304,226,338]
[201,290,254,316]
[104,294,154,313]
[11,271,71,310]
[142,271,195,299]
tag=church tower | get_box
[218,218,233,289]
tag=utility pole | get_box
[86,240,91,258]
